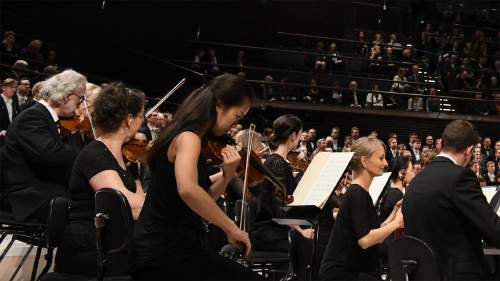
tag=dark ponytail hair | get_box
[147,73,254,166]
[389,155,412,182]
[269,114,303,149]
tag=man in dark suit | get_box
[342,80,363,108]
[409,138,422,164]
[403,120,500,281]
[139,109,159,142]
[1,69,86,222]
[16,77,32,108]
[482,137,496,161]
[386,137,398,168]
[330,126,343,152]
[0,78,20,138]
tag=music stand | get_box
[271,205,321,281]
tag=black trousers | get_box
[132,248,262,281]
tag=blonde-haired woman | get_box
[234,128,265,157]
[320,137,404,281]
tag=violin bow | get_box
[82,93,97,138]
[239,124,256,232]
[145,78,186,118]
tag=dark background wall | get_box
[0,0,423,95]
[1,0,498,138]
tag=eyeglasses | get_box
[69,92,84,103]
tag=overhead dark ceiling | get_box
[1,0,497,98]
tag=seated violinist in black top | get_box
[320,137,404,281]
[378,155,415,223]
[251,114,315,253]
[132,74,260,280]
[55,82,146,277]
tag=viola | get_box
[286,150,309,173]
[203,134,293,204]
[122,139,148,164]
[59,115,93,136]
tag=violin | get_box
[203,133,293,204]
[59,115,93,136]
[122,139,148,164]
[121,78,186,164]
[286,150,309,173]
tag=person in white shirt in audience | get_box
[365,84,384,108]
[407,95,424,112]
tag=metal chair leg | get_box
[37,247,53,281]
[9,243,34,281]
[0,236,15,262]
[30,237,44,281]
[0,233,7,245]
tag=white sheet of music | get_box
[368,172,392,206]
[290,152,353,208]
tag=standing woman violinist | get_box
[251,114,315,254]
[132,74,260,280]
[55,82,146,277]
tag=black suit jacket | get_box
[331,139,343,152]
[403,156,500,281]
[139,122,153,142]
[409,148,420,164]
[386,148,398,168]
[1,103,80,221]
[483,148,496,161]
[0,94,20,131]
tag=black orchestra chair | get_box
[40,197,123,281]
[39,197,90,281]
[40,189,133,281]
[225,199,293,281]
[0,148,48,281]
[387,235,441,281]
[94,188,133,281]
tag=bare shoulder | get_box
[168,131,202,161]
[175,131,201,148]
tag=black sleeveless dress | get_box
[131,135,260,280]
[55,140,136,276]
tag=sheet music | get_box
[481,186,498,204]
[368,172,392,206]
[290,152,353,208]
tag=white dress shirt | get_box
[37,100,59,123]
[147,123,158,141]
[437,152,458,165]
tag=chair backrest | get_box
[94,188,133,255]
[95,188,133,280]
[46,197,70,248]
[387,235,441,281]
